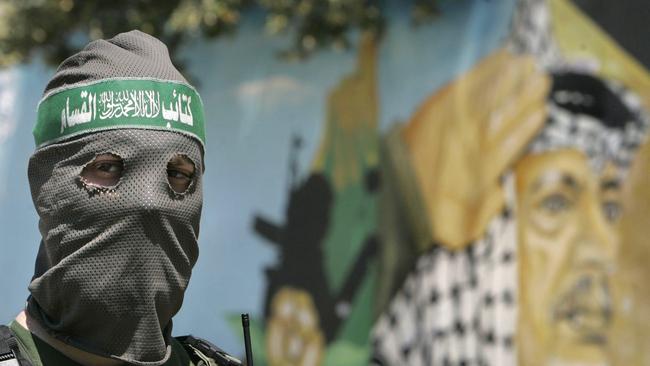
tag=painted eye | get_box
[602,201,621,222]
[540,193,572,214]
[167,154,196,194]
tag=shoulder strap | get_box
[175,335,242,366]
[0,326,32,366]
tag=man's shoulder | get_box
[171,335,241,366]
[168,337,195,366]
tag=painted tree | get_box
[0,0,444,67]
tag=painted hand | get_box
[403,48,550,249]
[266,287,325,366]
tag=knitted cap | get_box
[34,30,205,149]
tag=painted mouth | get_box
[553,275,612,344]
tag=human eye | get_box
[167,154,196,193]
[95,161,122,174]
[167,168,193,180]
[80,153,123,188]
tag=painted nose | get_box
[574,199,617,270]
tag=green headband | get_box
[34,78,206,149]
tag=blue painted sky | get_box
[0,0,515,355]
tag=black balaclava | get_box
[26,30,206,365]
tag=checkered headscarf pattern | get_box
[529,74,649,173]
[371,176,519,366]
[508,0,560,68]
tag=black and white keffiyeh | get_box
[530,71,649,174]
[371,175,519,366]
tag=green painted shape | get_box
[322,184,377,292]
[315,113,379,353]
[335,263,377,347]
[323,339,370,366]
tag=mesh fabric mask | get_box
[25,30,206,366]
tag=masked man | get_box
[1,31,239,366]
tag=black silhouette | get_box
[253,135,379,342]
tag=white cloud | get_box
[233,75,315,138]
[235,75,311,106]
[0,71,18,144]
[0,69,19,201]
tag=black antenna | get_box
[241,313,254,366]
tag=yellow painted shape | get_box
[402,48,549,250]
[311,32,379,190]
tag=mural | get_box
[0,1,648,366]
[372,1,650,365]
[249,34,380,365]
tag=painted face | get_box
[516,148,622,365]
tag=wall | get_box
[0,1,648,365]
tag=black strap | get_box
[0,326,33,366]
[176,335,242,366]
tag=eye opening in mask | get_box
[167,154,196,195]
[79,152,124,191]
